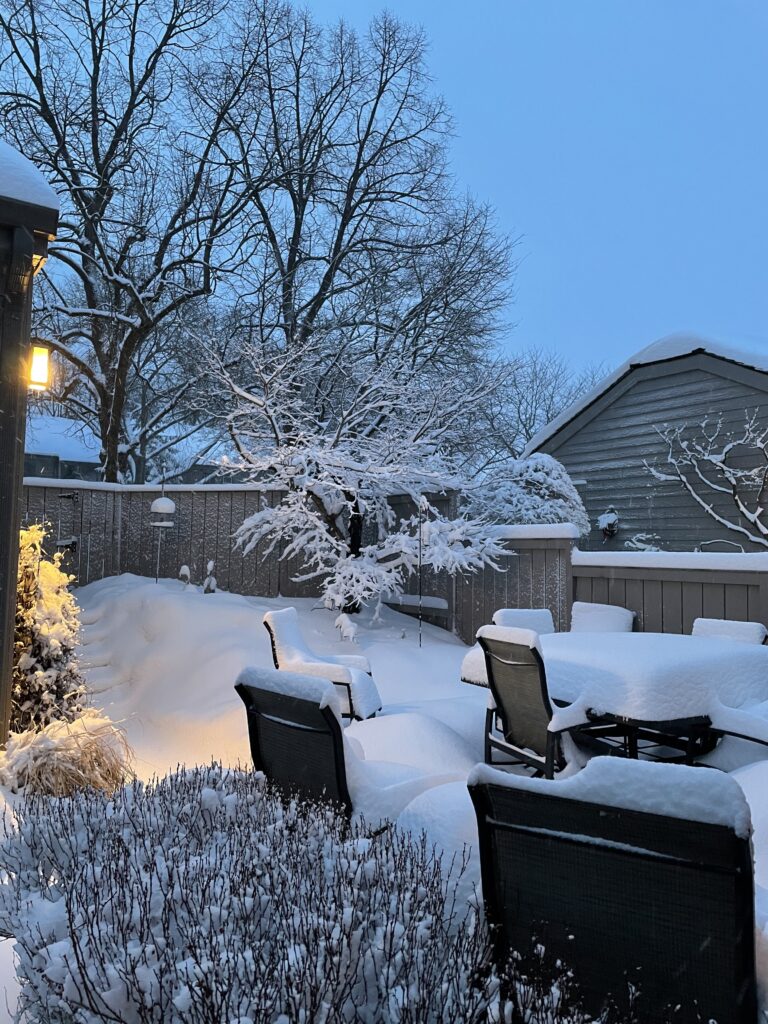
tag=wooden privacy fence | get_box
[571,550,768,635]
[21,479,768,643]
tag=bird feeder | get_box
[150,494,176,582]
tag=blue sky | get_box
[307,0,768,368]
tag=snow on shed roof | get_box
[523,333,768,456]
[0,140,59,212]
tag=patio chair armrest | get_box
[327,653,372,673]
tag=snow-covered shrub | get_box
[0,765,636,1024]
[464,454,590,535]
[12,524,85,732]
[0,709,132,796]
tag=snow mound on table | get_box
[346,712,477,774]
[469,757,752,837]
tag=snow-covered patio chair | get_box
[477,626,622,777]
[569,600,635,632]
[692,616,768,644]
[468,758,756,1023]
[235,667,460,822]
[460,608,555,686]
[262,607,382,721]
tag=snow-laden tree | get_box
[0,0,270,479]
[228,358,506,610]
[647,413,768,548]
[463,453,590,535]
[199,9,514,607]
[12,525,85,732]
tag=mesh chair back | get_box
[235,679,353,814]
[469,779,756,1023]
[492,608,555,634]
[478,634,553,757]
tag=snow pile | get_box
[0,709,131,796]
[569,601,634,633]
[235,664,342,717]
[262,607,381,718]
[2,765,498,1023]
[0,140,58,210]
[465,453,590,535]
[692,617,768,645]
[470,757,752,837]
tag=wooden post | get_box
[0,159,58,744]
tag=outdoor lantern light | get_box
[28,341,50,391]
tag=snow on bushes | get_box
[12,523,85,732]
[465,454,590,536]
[1,765,624,1024]
[0,709,132,795]
[6,524,132,795]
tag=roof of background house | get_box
[25,413,100,462]
[523,333,768,456]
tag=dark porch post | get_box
[0,145,58,745]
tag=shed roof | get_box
[523,333,768,455]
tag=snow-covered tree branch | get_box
[646,413,768,548]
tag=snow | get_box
[235,665,342,717]
[7,572,768,1013]
[542,632,768,731]
[573,547,768,571]
[469,756,752,837]
[492,522,581,539]
[523,332,768,455]
[262,607,381,718]
[73,574,487,786]
[25,413,100,462]
[569,601,635,632]
[476,624,543,653]
[492,608,555,633]
[0,140,58,211]
[692,617,768,644]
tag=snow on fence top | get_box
[0,140,59,210]
[469,756,752,837]
[573,548,768,572]
[493,523,581,540]
[523,331,768,455]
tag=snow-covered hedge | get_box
[465,454,590,536]
[0,766,639,1023]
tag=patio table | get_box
[463,630,768,743]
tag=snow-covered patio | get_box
[5,574,768,1019]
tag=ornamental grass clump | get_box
[0,764,627,1024]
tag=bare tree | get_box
[201,9,513,607]
[446,349,604,476]
[647,412,768,548]
[0,0,272,479]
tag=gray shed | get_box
[525,334,768,552]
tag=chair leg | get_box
[484,707,494,764]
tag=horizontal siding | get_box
[545,365,768,551]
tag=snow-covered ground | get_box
[4,573,768,1016]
